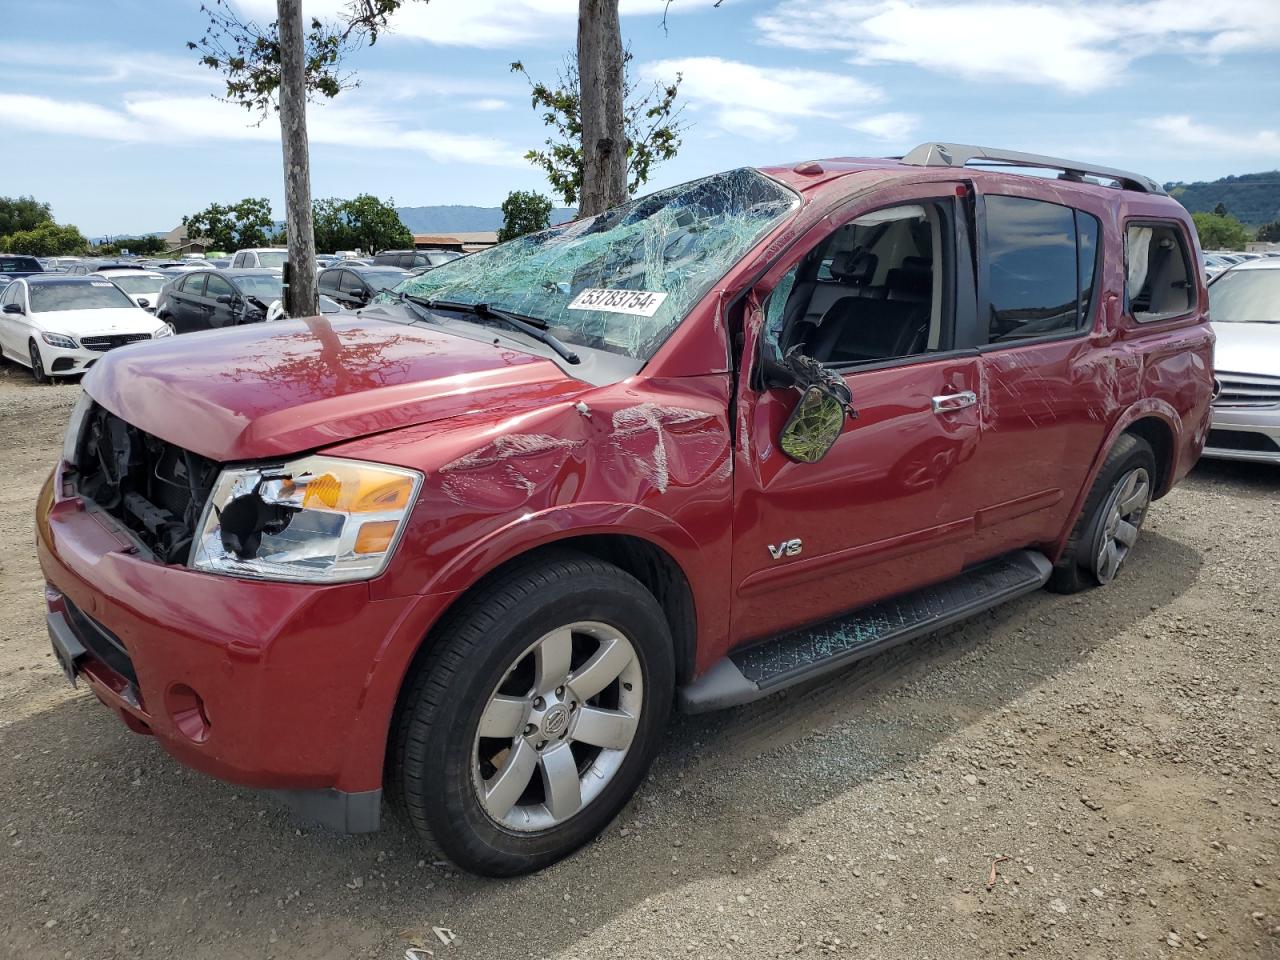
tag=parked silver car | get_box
[1205,259,1280,464]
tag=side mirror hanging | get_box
[776,348,858,464]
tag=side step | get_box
[678,549,1052,713]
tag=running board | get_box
[678,550,1052,713]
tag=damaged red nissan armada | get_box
[37,143,1214,876]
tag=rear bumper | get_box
[35,469,454,826]
[1204,405,1280,464]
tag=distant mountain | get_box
[1166,171,1280,227]
[395,205,577,234]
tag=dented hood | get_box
[83,314,587,462]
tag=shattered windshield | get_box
[386,168,799,360]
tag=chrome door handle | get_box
[931,390,977,414]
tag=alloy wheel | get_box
[28,341,47,383]
[472,621,643,832]
[1093,466,1150,584]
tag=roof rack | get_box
[899,142,1164,195]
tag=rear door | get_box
[171,272,207,332]
[963,185,1113,557]
[732,183,988,642]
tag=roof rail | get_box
[899,142,1164,195]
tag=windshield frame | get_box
[384,168,802,363]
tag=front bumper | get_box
[35,469,452,830]
[39,336,159,376]
[1204,404,1280,465]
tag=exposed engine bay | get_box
[74,403,221,564]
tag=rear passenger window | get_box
[1126,223,1194,322]
[984,196,1098,343]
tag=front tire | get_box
[1048,434,1154,593]
[28,339,49,384]
[388,552,674,876]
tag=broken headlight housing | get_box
[190,455,422,583]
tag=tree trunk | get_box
[577,0,627,218]
[277,0,318,317]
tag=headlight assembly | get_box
[41,332,78,349]
[190,456,422,583]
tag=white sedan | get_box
[0,276,172,383]
[95,268,172,314]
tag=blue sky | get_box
[3,0,1278,237]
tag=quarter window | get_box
[984,196,1099,343]
[182,273,206,296]
[1125,222,1194,321]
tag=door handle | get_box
[931,390,977,414]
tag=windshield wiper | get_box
[393,291,442,324]
[418,298,581,365]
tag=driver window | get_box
[764,201,953,367]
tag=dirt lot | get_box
[0,365,1276,960]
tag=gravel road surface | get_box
[1,366,1276,960]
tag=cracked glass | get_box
[385,169,799,360]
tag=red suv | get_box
[37,143,1213,876]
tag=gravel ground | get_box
[0,365,1276,960]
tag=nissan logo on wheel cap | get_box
[541,704,570,738]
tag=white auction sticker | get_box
[567,287,668,318]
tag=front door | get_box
[731,184,988,643]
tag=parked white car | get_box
[95,268,171,314]
[1204,259,1280,464]
[231,247,288,269]
[0,276,171,382]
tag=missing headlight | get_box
[217,488,297,560]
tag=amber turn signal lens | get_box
[354,520,399,554]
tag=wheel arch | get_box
[1049,403,1180,562]
[412,530,698,688]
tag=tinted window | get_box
[338,270,364,295]
[1126,223,1194,321]
[181,273,206,296]
[204,274,234,298]
[0,256,41,273]
[985,196,1080,342]
[318,269,341,293]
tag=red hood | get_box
[84,315,586,462]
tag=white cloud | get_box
[755,0,1280,93]
[640,56,883,142]
[849,112,918,143]
[231,0,704,48]
[0,92,523,167]
[1144,115,1280,156]
[467,98,511,112]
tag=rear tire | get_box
[1047,434,1155,593]
[388,551,674,876]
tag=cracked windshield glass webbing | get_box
[385,168,799,360]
